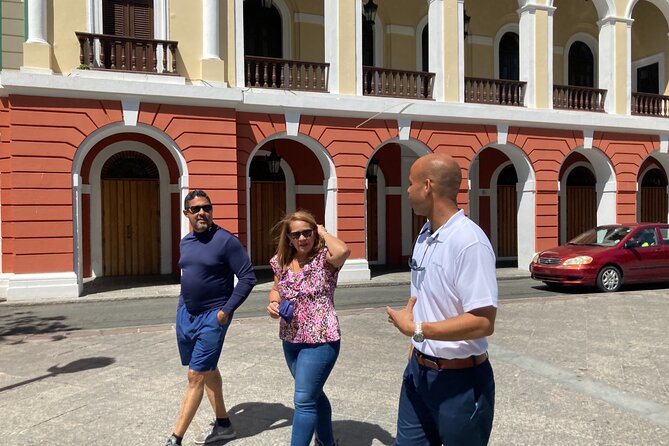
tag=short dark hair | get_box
[184,189,210,209]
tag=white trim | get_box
[122,99,140,126]
[497,124,509,145]
[0,272,79,300]
[324,0,339,94]
[493,24,519,80]
[387,24,414,37]
[631,52,664,93]
[285,111,301,136]
[88,142,173,277]
[564,32,600,88]
[458,0,465,102]
[398,117,411,140]
[294,13,324,26]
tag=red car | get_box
[529,223,669,292]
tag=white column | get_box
[203,0,220,59]
[598,16,633,114]
[324,177,338,234]
[324,0,339,94]
[428,0,445,101]
[518,4,555,109]
[234,0,245,87]
[26,0,48,44]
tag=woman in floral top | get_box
[267,210,350,446]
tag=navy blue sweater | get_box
[178,224,257,315]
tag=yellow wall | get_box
[631,1,668,60]
[2,0,24,70]
[386,32,414,71]
[50,0,86,73]
[170,0,202,81]
[296,23,324,62]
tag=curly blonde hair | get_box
[272,210,325,272]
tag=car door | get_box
[657,226,669,280]
[621,227,664,282]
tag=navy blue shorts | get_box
[176,303,231,372]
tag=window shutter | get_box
[131,0,154,39]
[102,0,153,38]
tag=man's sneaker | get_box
[194,421,237,444]
[164,435,179,446]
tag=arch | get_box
[470,143,536,267]
[626,0,669,28]
[72,123,188,289]
[558,147,617,242]
[545,0,616,18]
[564,33,599,87]
[637,152,669,222]
[494,23,520,80]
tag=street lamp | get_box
[367,156,379,178]
[267,145,281,175]
[261,0,272,8]
[364,0,378,24]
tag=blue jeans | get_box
[283,340,341,446]
[394,350,495,446]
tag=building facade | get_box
[0,0,668,300]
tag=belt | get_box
[415,350,488,371]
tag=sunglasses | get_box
[287,229,314,240]
[185,204,213,214]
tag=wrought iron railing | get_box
[464,77,526,106]
[76,32,178,75]
[632,92,669,118]
[553,84,606,112]
[362,66,435,99]
[245,56,329,92]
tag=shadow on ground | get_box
[208,402,394,445]
[81,274,179,295]
[0,311,76,343]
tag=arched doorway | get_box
[499,32,519,80]
[565,165,597,240]
[639,167,668,222]
[568,41,594,87]
[496,164,518,262]
[249,150,286,266]
[101,151,160,276]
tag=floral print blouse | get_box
[270,246,341,343]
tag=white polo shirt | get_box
[411,209,498,359]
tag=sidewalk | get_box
[1,286,668,445]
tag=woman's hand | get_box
[267,300,280,319]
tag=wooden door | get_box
[251,181,286,266]
[102,179,160,276]
[640,187,668,223]
[496,185,517,257]
[103,0,154,71]
[411,210,426,241]
[366,182,378,261]
[566,186,597,241]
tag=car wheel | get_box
[596,266,622,292]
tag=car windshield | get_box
[568,226,632,247]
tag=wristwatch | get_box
[412,322,425,343]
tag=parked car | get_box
[529,223,669,292]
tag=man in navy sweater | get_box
[165,190,257,446]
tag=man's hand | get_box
[217,310,229,325]
[386,296,417,337]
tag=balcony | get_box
[362,66,435,100]
[632,92,669,118]
[76,32,178,75]
[553,85,606,112]
[464,77,526,107]
[245,56,330,92]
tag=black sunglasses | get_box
[287,229,314,240]
[186,204,213,214]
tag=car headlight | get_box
[562,256,593,266]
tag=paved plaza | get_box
[0,286,668,445]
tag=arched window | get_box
[499,32,519,80]
[422,24,429,72]
[363,17,374,67]
[244,0,282,58]
[568,41,594,87]
[641,168,667,187]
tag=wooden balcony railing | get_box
[76,32,178,75]
[632,92,669,118]
[363,66,435,99]
[464,77,526,106]
[245,56,329,92]
[553,84,606,112]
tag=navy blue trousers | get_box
[394,350,495,446]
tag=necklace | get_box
[294,257,309,268]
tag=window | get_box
[499,32,519,80]
[568,42,594,87]
[637,62,659,94]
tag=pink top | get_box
[270,246,341,343]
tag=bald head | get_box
[413,153,461,202]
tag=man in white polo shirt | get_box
[386,153,498,445]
